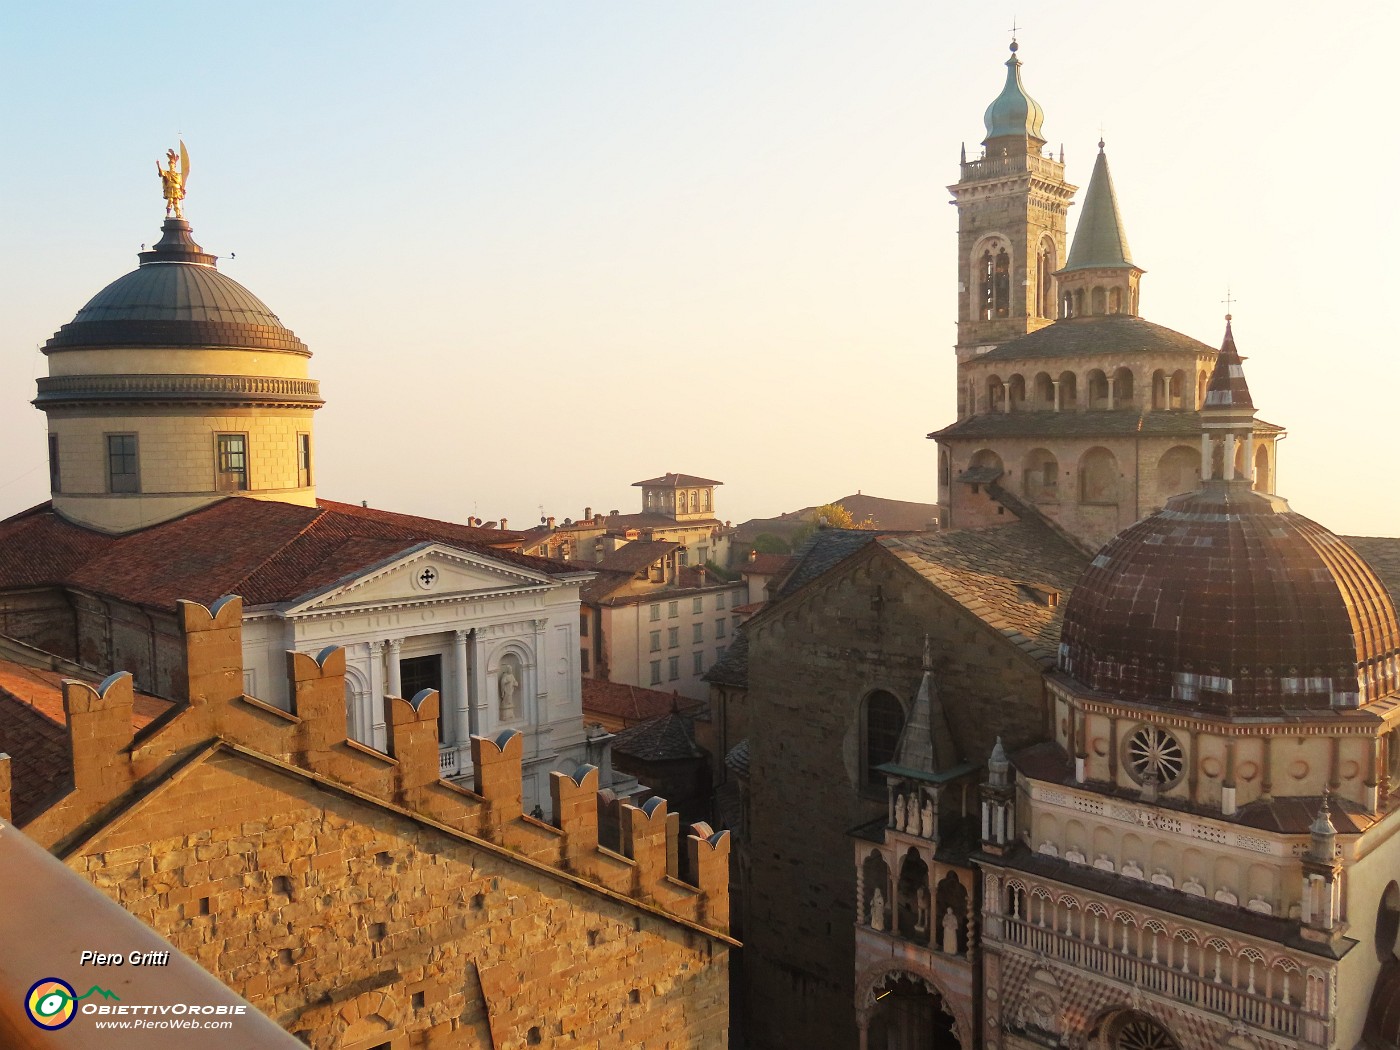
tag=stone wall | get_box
[742,543,1049,1050]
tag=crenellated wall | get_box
[15,594,732,1049]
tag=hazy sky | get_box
[2,2,1396,535]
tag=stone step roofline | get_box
[11,594,732,939]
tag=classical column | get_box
[368,640,386,751]
[451,629,470,747]
[1107,376,1116,410]
[1052,379,1061,412]
[1223,433,1237,480]
[387,638,403,696]
[1243,430,1256,485]
[1200,432,1212,480]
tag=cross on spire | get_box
[1008,17,1021,40]
[1222,287,1236,320]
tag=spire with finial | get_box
[988,736,1009,786]
[1308,791,1338,863]
[1203,314,1256,412]
[892,637,959,774]
[1063,141,1136,273]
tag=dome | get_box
[44,219,307,354]
[983,45,1046,144]
[1059,482,1400,714]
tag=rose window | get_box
[1125,725,1183,787]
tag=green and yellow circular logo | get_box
[25,978,77,1029]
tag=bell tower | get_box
[948,42,1075,385]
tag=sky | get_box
[2,2,1397,536]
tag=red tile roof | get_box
[597,540,681,575]
[582,679,700,729]
[0,659,173,825]
[632,473,723,489]
[0,497,584,613]
[739,553,794,576]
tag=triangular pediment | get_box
[287,543,556,614]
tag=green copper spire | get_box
[982,42,1046,144]
[1063,142,1135,271]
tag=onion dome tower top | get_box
[35,147,322,535]
[1058,324,1400,714]
[983,41,1046,146]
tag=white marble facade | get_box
[239,541,592,812]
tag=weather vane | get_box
[157,141,190,219]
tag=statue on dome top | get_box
[157,141,190,218]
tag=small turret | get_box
[1199,317,1260,486]
[1056,142,1145,319]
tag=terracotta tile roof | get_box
[582,679,698,727]
[976,315,1214,364]
[632,474,723,488]
[611,711,705,762]
[879,519,1090,667]
[739,554,794,576]
[580,568,636,604]
[597,540,680,575]
[724,739,750,778]
[929,408,1285,442]
[0,503,115,588]
[0,659,173,825]
[0,498,582,613]
[733,601,765,616]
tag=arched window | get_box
[1156,445,1201,500]
[1033,372,1054,409]
[969,448,1004,476]
[1109,287,1123,314]
[1086,370,1110,409]
[938,449,951,489]
[994,249,1011,318]
[1022,448,1059,501]
[987,376,1005,411]
[1114,367,1135,406]
[1080,447,1120,505]
[980,251,996,321]
[1061,290,1074,319]
[1007,374,1026,410]
[1039,243,1056,318]
[1058,370,1078,408]
[1169,370,1186,410]
[1074,289,1085,317]
[1253,445,1271,493]
[863,691,905,788]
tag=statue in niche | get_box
[893,793,905,831]
[920,797,934,838]
[942,907,959,954]
[870,887,886,931]
[498,656,521,720]
[915,886,930,933]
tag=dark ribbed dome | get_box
[44,219,307,354]
[1059,482,1400,714]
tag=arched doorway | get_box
[865,973,960,1050]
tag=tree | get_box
[790,503,875,548]
[751,533,791,555]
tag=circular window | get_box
[1124,725,1184,788]
[413,565,439,591]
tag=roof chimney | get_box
[585,507,592,520]
[500,518,508,530]
[547,516,556,530]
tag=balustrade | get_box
[1002,914,1313,1039]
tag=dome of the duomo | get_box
[43,218,306,354]
[1059,482,1400,713]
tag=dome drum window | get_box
[1123,724,1184,789]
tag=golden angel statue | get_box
[157,141,190,218]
